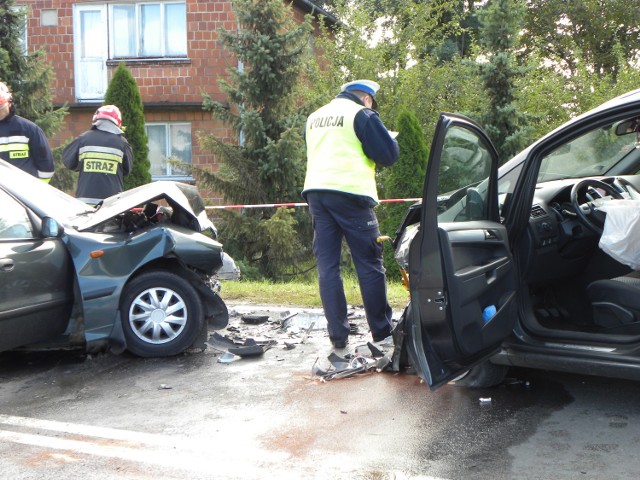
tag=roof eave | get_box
[291,0,339,26]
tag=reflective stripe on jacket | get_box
[78,145,126,174]
[0,111,55,179]
[63,127,133,200]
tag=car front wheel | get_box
[120,271,203,357]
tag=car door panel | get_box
[438,224,517,357]
[0,238,74,351]
[406,113,518,389]
[0,183,75,353]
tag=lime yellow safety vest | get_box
[303,98,378,203]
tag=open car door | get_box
[404,113,518,389]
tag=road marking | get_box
[0,414,286,477]
[0,429,183,466]
[0,414,449,480]
[0,414,177,447]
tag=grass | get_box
[218,276,409,310]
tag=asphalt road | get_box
[1,304,639,480]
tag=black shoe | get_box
[331,338,348,349]
[372,331,392,343]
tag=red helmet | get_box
[0,82,12,108]
[92,105,122,128]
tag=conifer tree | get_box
[477,0,531,162]
[104,63,151,189]
[199,0,313,279]
[378,108,428,280]
[0,0,68,188]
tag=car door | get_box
[0,189,74,351]
[405,113,518,389]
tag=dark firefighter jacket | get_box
[63,127,134,201]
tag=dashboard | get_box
[523,175,640,284]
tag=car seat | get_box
[587,273,640,329]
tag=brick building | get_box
[21,0,335,204]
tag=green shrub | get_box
[104,63,151,189]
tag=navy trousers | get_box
[306,191,393,343]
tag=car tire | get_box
[453,361,509,388]
[120,270,204,357]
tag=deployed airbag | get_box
[598,200,640,269]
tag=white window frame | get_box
[73,4,108,102]
[108,2,187,60]
[73,2,186,101]
[14,5,28,54]
[146,122,193,181]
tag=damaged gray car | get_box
[0,159,239,358]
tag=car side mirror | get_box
[465,187,485,221]
[42,217,63,238]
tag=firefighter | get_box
[0,81,55,182]
[303,79,399,349]
[63,105,134,205]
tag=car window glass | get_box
[437,125,493,222]
[538,118,640,182]
[0,190,35,239]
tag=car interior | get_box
[512,116,640,343]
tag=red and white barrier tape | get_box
[205,198,421,210]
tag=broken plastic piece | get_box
[479,397,492,404]
[228,344,266,357]
[311,358,329,377]
[367,342,385,358]
[217,352,238,364]
[279,312,299,324]
[300,321,315,344]
[227,338,275,357]
[311,352,391,381]
[208,332,237,348]
[327,352,351,370]
[241,314,269,325]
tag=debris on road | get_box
[241,314,269,325]
[217,352,238,364]
[310,343,393,382]
[207,305,400,379]
[228,338,275,358]
[208,306,368,358]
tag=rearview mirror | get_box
[615,118,640,136]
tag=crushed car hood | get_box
[76,181,211,232]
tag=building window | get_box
[15,5,27,53]
[110,2,187,59]
[41,9,58,27]
[146,123,192,180]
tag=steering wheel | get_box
[570,178,623,234]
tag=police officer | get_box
[63,105,133,205]
[0,82,55,182]
[303,79,399,349]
